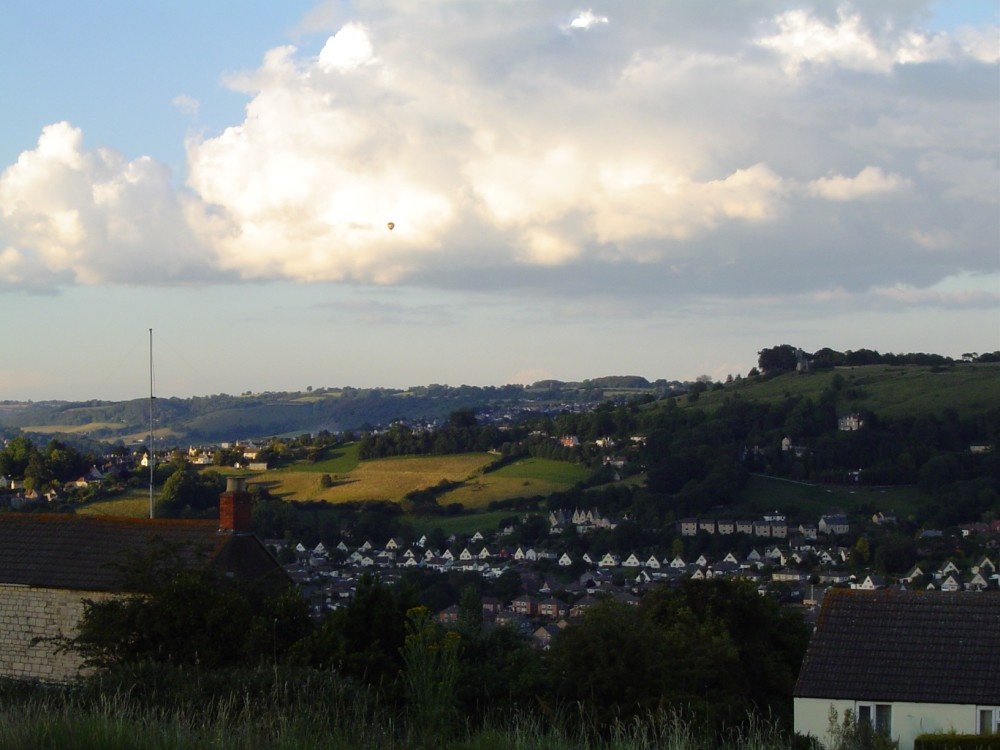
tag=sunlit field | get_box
[439,458,592,509]
[70,450,592,520]
[19,422,122,435]
[77,489,150,518]
[254,453,499,504]
[286,443,361,474]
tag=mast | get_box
[149,328,154,519]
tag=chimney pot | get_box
[220,475,252,534]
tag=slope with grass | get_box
[249,453,592,509]
[683,363,1000,419]
[68,446,592,528]
[739,474,932,522]
[438,458,592,509]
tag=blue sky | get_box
[1,1,997,401]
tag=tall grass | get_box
[0,669,802,750]
[0,670,400,750]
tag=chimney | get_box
[219,476,252,534]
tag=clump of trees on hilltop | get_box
[756,344,999,375]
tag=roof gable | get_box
[794,590,1000,704]
[0,513,286,593]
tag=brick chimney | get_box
[219,476,252,534]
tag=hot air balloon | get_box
[387,222,395,230]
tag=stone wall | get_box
[0,584,112,682]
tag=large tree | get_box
[156,464,226,517]
[757,344,800,374]
[547,579,809,731]
[66,541,309,670]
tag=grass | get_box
[680,363,1000,419]
[243,452,590,510]
[253,453,499,505]
[493,458,592,484]
[737,474,931,522]
[439,458,592,509]
[67,451,590,528]
[286,443,361,474]
[0,681,400,750]
[0,677,800,750]
[19,422,123,434]
[408,510,533,537]
[77,495,150,517]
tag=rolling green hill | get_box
[677,363,1000,419]
[1,361,995,452]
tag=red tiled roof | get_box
[794,589,1000,704]
[0,513,287,593]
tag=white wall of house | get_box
[795,697,982,750]
[0,585,114,682]
[888,701,981,750]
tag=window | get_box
[979,707,1000,735]
[857,702,892,737]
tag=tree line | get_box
[65,561,809,741]
[756,344,999,374]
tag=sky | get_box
[1,0,998,402]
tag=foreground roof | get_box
[0,512,288,593]
[794,589,1000,704]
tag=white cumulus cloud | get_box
[807,166,909,201]
[0,1,996,301]
[171,94,200,118]
[565,10,609,32]
[318,22,376,72]
[0,122,215,288]
[756,7,999,75]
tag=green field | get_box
[248,453,499,505]
[407,509,537,537]
[19,422,122,435]
[438,458,592,508]
[239,452,591,509]
[286,443,361,474]
[680,363,1000,419]
[736,474,931,522]
[69,450,590,525]
[78,489,151,517]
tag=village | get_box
[274,502,1000,648]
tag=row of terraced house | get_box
[677,511,851,539]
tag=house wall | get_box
[795,697,980,750]
[0,584,112,682]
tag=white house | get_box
[818,514,850,535]
[794,590,1000,750]
[598,552,620,568]
[939,574,961,592]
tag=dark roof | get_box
[794,589,1000,704]
[0,513,288,594]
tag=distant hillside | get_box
[0,379,644,445]
[1,360,995,447]
[680,363,1000,419]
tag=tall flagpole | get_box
[149,328,154,519]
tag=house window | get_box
[856,703,892,737]
[979,707,1000,734]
